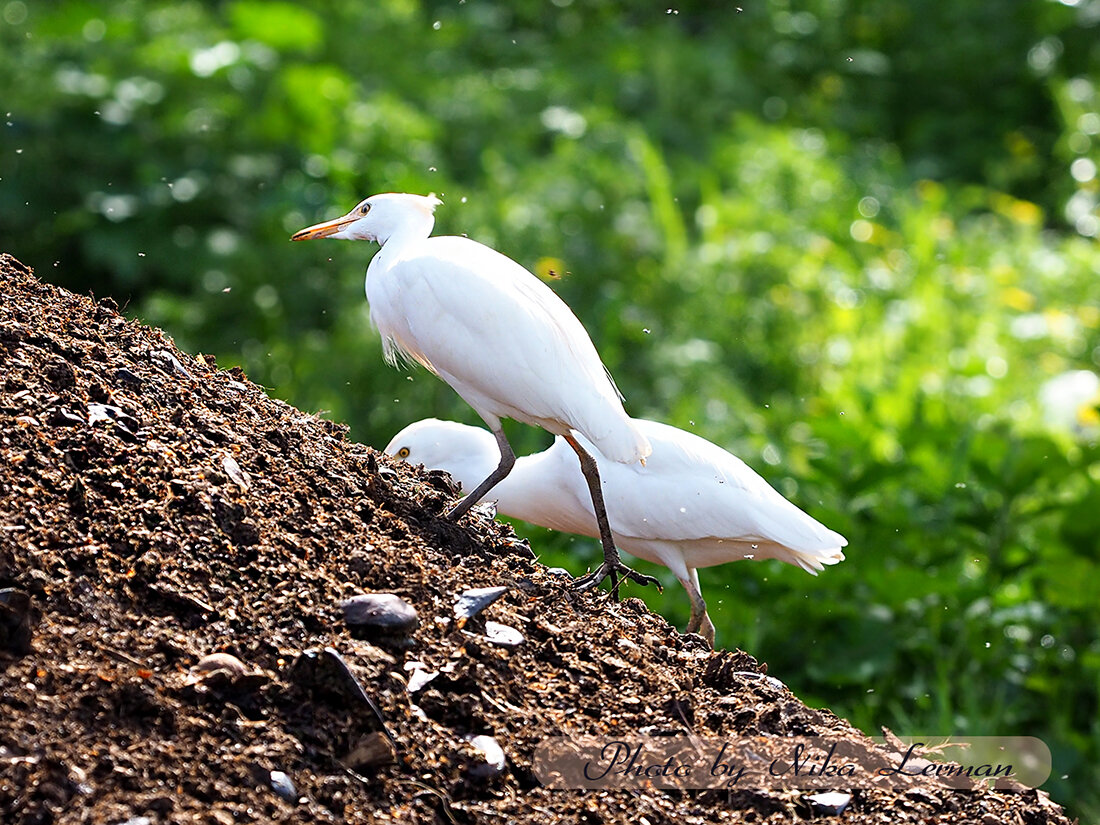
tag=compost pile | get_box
[0,254,1072,824]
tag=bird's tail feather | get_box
[778,545,846,575]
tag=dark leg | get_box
[564,434,661,599]
[445,428,515,521]
[683,568,715,646]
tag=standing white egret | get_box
[386,417,847,644]
[291,193,656,594]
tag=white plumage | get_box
[292,193,657,593]
[368,234,648,462]
[387,417,847,644]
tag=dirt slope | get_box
[0,254,1073,824]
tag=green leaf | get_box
[229,1,323,53]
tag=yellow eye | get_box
[359,203,371,215]
[396,447,410,459]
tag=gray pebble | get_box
[454,586,508,621]
[269,770,297,803]
[341,593,419,636]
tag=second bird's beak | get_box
[290,212,355,241]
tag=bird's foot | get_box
[572,558,662,600]
[444,499,495,522]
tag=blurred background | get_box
[2,0,1098,816]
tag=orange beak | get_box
[290,213,355,241]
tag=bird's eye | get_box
[359,203,371,216]
[396,447,410,459]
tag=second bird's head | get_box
[385,418,497,492]
[291,192,442,244]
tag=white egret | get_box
[291,193,657,594]
[386,417,847,644]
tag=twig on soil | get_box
[100,645,146,669]
[399,779,459,825]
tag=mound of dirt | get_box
[0,253,1072,824]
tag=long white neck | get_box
[378,210,434,248]
[374,202,433,248]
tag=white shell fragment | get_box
[221,454,251,491]
[405,663,440,693]
[466,734,506,778]
[482,621,524,647]
[805,792,852,815]
[151,349,192,378]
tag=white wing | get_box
[580,419,847,552]
[367,236,648,462]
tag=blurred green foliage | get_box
[2,0,1099,817]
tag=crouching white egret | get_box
[386,417,847,644]
[291,193,657,595]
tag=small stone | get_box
[501,536,534,558]
[150,349,191,378]
[454,586,508,621]
[184,652,271,693]
[190,652,248,680]
[0,588,30,616]
[87,382,111,403]
[342,731,396,770]
[87,403,114,425]
[341,594,418,639]
[269,770,297,803]
[347,547,373,576]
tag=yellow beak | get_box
[290,213,354,241]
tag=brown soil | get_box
[0,253,1074,824]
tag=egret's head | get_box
[384,418,497,490]
[291,192,441,244]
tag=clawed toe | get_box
[572,559,661,600]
